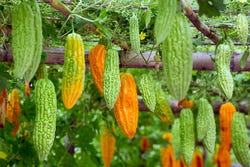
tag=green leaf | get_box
[95,9,108,24]
[21,97,36,122]
[42,19,57,40]
[197,0,226,17]
[0,5,4,11]
[19,141,37,163]
[57,151,77,167]
[0,64,11,90]
[76,152,99,167]
[94,21,112,40]
[41,52,48,63]
[0,159,7,167]
[74,125,96,146]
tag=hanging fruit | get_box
[114,73,138,139]
[62,33,85,109]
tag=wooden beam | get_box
[181,0,220,44]
[1,46,250,71]
[43,0,71,17]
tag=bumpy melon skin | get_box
[100,124,116,167]
[33,78,57,161]
[154,0,177,46]
[172,118,181,160]
[231,112,250,167]
[236,14,248,45]
[219,102,236,150]
[196,98,212,141]
[62,33,85,109]
[144,9,152,28]
[24,0,43,83]
[180,108,195,166]
[114,73,138,139]
[154,87,175,124]
[215,43,234,99]
[88,44,106,94]
[200,99,216,153]
[138,74,156,112]
[103,49,121,110]
[129,14,140,54]
[161,14,193,100]
[12,2,35,79]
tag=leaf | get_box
[0,159,7,167]
[76,152,99,167]
[42,19,57,39]
[19,141,37,163]
[94,21,112,40]
[21,97,36,122]
[0,5,4,11]
[240,46,249,69]
[57,151,77,167]
[197,0,226,17]
[41,52,48,63]
[74,125,96,146]
[0,64,11,90]
[95,9,108,24]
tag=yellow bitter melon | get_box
[62,33,85,109]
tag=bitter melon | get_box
[33,78,57,161]
[231,112,250,167]
[154,86,175,124]
[215,43,234,99]
[236,14,248,45]
[114,73,138,139]
[103,48,121,110]
[161,14,192,100]
[154,0,177,46]
[196,98,213,141]
[62,33,85,109]
[180,108,195,165]
[138,74,156,112]
[129,14,140,54]
[172,118,181,160]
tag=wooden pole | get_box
[1,46,250,71]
